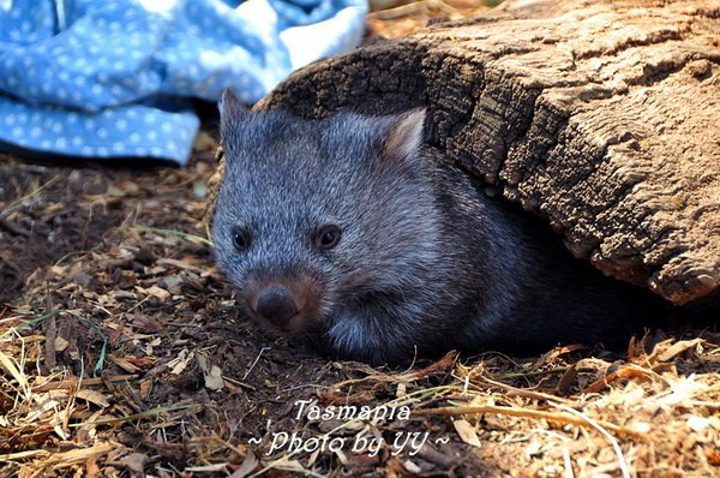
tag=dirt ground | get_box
[1,2,718,477]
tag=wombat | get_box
[212,89,660,365]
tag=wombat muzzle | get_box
[254,285,300,327]
[244,274,322,333]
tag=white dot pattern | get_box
[0,0,368,164]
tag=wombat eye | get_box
[232,228,251,251]
[315,225,342,250]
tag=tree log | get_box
[245,0,720,305]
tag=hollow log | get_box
[226,0,720,306]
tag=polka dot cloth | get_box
[0,0,368,165]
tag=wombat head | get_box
[212,90,442,358]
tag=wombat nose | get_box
[254,286,299,326]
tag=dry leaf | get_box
[76,389,111,408]
[229,451,259,478]
[197,352,225,391]
[655,339,704,362]
[453,419,481,448]
[146,285,170,301]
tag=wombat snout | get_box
[245,277,320,333]
[254,286,299,326]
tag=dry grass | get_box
[2,308,718,476]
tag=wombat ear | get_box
[380,108,426,162]
[219,88,250,126]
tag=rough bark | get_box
[217,0,720,306]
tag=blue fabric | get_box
[0,0,367,164]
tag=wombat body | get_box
[212,90,659,365]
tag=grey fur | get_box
[213,93,659,365]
